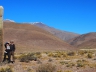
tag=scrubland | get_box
[0,49,96,72]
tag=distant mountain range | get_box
[33,22,80,41]
[33,22,96,49]
[3,21,75,53]
[3,20,96,50]
[4,20,80,41]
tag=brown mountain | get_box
[77,38,96,48]
[33,22,80,41]
[68,32,96,48]
[3,21,75,53]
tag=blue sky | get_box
[0,0,96,34]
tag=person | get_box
[2,42,11,63]
[10,41,16,63]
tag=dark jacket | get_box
[10,44,15,51]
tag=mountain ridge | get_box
[3,21,75,53]
[33,22,80,41]
[68,32,96,48]
[3,20,80,41]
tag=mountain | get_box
[68,32,96,48]
[33,22,80,41]
[3,21,75,53]
[4,19,15,22]
[77,38,96,48]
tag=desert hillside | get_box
[3,21,74,53]
[33,22,79,41]
[68,32,96,48]
[77,38,96,48]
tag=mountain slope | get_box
[77,38,96,48]
[3,21,75,53]
[68,32,96,48]
[33,22,80,41]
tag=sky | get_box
[0,0,96,34]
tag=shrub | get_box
[35,52,41,55]
[76,59,89,68]
[53,53,61,58]
[36,63,56,72]
[66,63,75,68]
[87,53,93,58]
[48,52,54,57]
[19,53,37,62]
[35,52,42,58]
[77,60,82,63]
[0,67,13,72]
[62,53,67,58]
[67,51,75,56]
[78,50,87,56]
[60,61,65,65]
[77,62,85,67]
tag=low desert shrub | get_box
[48,52,54,57]
[87,53,93,58]
[60,61,65,65]
[76,59,89,68]
[67,51,75,56]
[78,50,87,56]
[62,53,67,58]
[77,62,85,67]
[36,63,56,72]
[35,52,42,58]
[53,53,61,58]
[0,67,13,72]
[66,63,75,68]
[35,52,41,55]
[19,53,37,62]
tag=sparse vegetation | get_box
[19,53,38,62]
[66,62,75,68]
[87,53,93,58]
[67,51,76,56]
[36,63,56,72]
[60,61,65,65]
[1,50,96,72]
[0,67,13,72]
[76,59,89,68]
